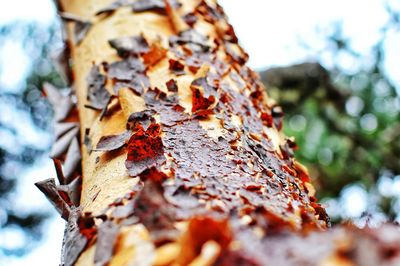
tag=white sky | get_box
[219,0,399,87]
[0,0,399,265]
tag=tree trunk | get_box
[35,0,400,265]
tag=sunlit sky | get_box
[0,0,399,265]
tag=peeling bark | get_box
[35,0,400,265]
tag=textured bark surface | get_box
[35,0,400,265]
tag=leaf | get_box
[86,65,111,110]
[94,130,131,151]
[108,35,149,57]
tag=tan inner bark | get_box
[59,0,317,265]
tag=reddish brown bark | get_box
[36,0,400,265]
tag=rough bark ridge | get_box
[35,0,400,265]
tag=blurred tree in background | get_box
[260,3,400,224]
[0,0,398,260]
[0,22,64,257]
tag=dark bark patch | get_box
[223,24,238,43]
[134,178,178,243]
[84,128,93,153]
[35,178,71,220]
[195,1,225,24]
[125,123,166,176]
[62,209,89,266]
[185,216,232,254]
[215,250,260,266]
[260,112,273,127]
[142,88,189,126]
[271,105,284,130]
[94,220,120,266]
[77,212,97,239]
[108,35,149,57]
[131,0,181,14]
[95,0,129,17]
[54,122,79,140]
[57,176,82,208]
[279,138,296,160]
[52,45,72,85]
[59,12,92,45]
[53,158,66,185]
[160,104,189,127]
[111,199,136,220]
[86,65,111,110]
[225,41,248,65]
[168,58,185,75]
[43,83,74,122]
[166,79,178,92]
[169,29,210,53]
[182,12,198,27]
[95,130,131,151]
[63,137,82,182]
[132,0,165,14]
[50,126,80,159]
[107,57,149,95]
[108,57,145,80]
[190,77,216,115]
[113,76,148,95]
[191,87,215,115]
[142,42,167,67]
[126,109,156,131]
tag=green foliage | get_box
[264,7,400,223]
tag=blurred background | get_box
[0,0,399,265]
